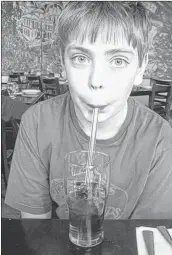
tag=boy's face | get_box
[63,36,147,122]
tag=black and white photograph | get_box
[1,1,172,254]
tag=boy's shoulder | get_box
[131,97,170,124]
[130,97,172,149]
[21,91,70,122]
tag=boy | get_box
[5,2,172,219]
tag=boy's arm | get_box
[5,107,52,217]
[21,211,52,219]
[131,148,172,219]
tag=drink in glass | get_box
[64,150,110,247]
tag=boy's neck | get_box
[74,102,128,140]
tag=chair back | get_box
[41,77,60,99]
[1,118,19,187]
[30,92,45,105]
[1,90,10,96]
[2,75,9,83]
[49,72,54,77]
[8,74,20,83]
[150,78,172,121]
[27,75,43,91]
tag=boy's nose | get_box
[89,64,103,90]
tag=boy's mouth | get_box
[86,103,107,111]
[81,98,112,113]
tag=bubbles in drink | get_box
[66,182,106,247]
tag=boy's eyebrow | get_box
[67,46,91,55]
[67,45,135,56]
[105,49,135,57]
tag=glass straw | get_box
[84,107,99,246]
[85,107,99,186]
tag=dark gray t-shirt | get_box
[5,92,172,219]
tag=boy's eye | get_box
[72,55,90,64]
[110,58,128,67]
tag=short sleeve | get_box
[131,148,172,219]
[5,106,52,215]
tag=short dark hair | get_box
[58,1,150,66]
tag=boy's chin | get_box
[83,109,109,123]
[78,99,113,122]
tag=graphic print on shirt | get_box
[50,179,128,219]
[105,183,128,219]
[50,179,69,218]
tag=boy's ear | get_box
[134,54,149,86]
[59,49,64,67]
[61,69,67,80]
[59,49,67,80]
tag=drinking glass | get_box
[64,150,111,247]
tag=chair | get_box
[18,74,28,89]
[12,72,24,75]
[8,74,20,84]
[27,75,43,92]
[40,77,60,99]
[2,75,9,84]
[1,118,19,188]
[49,72,54,77]
[1,89,10,96]
[59,79,69,95]
[1,92,45,187]
[30,92,46,105]
[149,78,172,121]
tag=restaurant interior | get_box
[1,2,172,255]
[1,1,172,218]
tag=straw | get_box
[85,107,99,185]
[83,107,99,246]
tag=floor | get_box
[1,113,172,219]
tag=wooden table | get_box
[2,219,172,255]
[14,93,42,104]
[130,89,152,97]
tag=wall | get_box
[144,2,172,79]
[2,1,64,75]
[2,1,172,78]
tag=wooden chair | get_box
[8,74,20,84]
[49,72,54,77]
[30,92,46,105]
[1,118,19,188]
[149,78,172,121]
[27,75,43,92]
[1,89,10,96]
[18,74,28,89]
[1,92,45,189]
[40,77,60,99]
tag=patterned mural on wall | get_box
[1,1,172,78]
[144,2,172,79]
[2,1,64,75]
